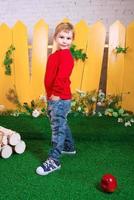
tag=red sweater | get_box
[44,49,74,100]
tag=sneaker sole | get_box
[36,165,61,176]
[61,151,76,155]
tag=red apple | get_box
[100,174,117,192]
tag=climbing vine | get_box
[3,44,15,75]
[70,44,88,61]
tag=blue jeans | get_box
[47,99,75,162]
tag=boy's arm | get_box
[44,54,59,91]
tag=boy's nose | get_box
[63,39,67,43]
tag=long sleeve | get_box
[52,50,74,96]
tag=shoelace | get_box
[43,159,51,167]
[43,159,56,169]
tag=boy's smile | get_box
[55,30,73,50]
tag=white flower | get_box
[98,112,102,117]
[124,121,131,127]
[113,112,118,117]
[15,112,19,117]
[97,102,102,106]
[39,95,47,102]
[71,101,76,106]
[98,89,105,98]
[81,93,86,97]
[104,108,113,116]
[92,110,96,115]
[130,118,134,123]
[32,109,40,118]
[77,106,82,112]
[118,108,124,115]
[118,118,123,123]
[76,89,86,97]
[10,112,19,117]
[91,97,96,102]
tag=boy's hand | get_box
[50,95,60,101]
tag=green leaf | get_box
[70,44,88,62]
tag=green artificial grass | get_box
[0,115,134,200]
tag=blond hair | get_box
[54,22,75,39]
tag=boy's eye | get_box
[67,37,71,40]
[59,36,64,39]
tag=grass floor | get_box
[0,115,134,200]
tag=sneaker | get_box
[36,158,61,176]
[61,150,76,155]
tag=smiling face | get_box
[55,30,73,50]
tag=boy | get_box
[36,22,76,176]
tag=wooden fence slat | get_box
[106,21,126,95]
[70,20,89,93]
[122,21,134,112]
[0,24,15,109]
[81,21,106,92]
[30,19,48,100]
[12,21,30,105]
